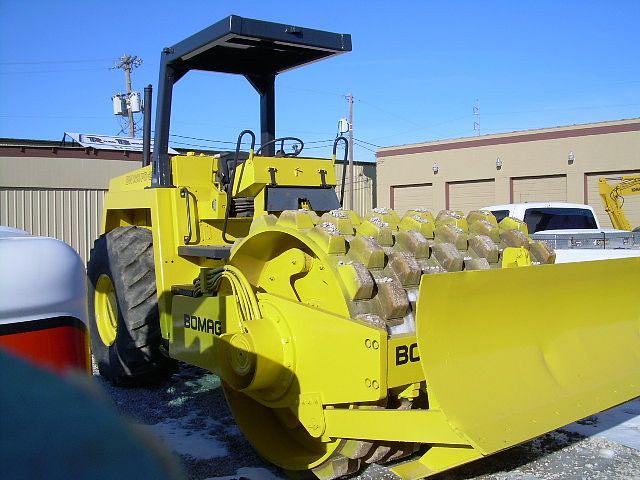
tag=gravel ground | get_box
[94,362,640,480]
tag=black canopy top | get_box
[164,15,352,76]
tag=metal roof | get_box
[64,132,178,154]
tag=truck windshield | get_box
[523,208,598,233]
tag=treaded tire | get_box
[87,226,175,385]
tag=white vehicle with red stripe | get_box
[0,226,89,372]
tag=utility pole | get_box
[347,93,354,210]
[114,55,142,137]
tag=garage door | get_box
[447,179,495,212]
[392,183,433,215]
[512,175,567,203]
[585,171,640,229]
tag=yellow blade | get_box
[415,257,640,454]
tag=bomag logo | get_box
[396,342,420,365]
[183,314,222,335]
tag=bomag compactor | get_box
[88,15,640,479]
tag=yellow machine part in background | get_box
[599,175,640,231]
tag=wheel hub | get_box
[229,334,255,377]
[94,274,118,346]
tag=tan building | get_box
[0,139,375,263]
[376,118,640,228]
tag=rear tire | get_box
[87,226,175,385]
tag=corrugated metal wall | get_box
[334,162,376,216]
[0,188,105,263]
[1,151,137,265]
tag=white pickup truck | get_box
[482,202,640,263]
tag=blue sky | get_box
[1,0,638,162]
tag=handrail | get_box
[222,130,256,244]
[180,187,193,244]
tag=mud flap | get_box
[415,257,640,454]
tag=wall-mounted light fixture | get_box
[496,156,503,170]
[432,163,439,174]
[568,151,575,165]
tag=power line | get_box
[353,137,382,148]
[355,98,476,142]
[170,140,233,150]
[0,113,110,119]
[0,58,115,66]
[167,133,336,148]
[305,138,336,144]
[353,140,377,154]
[357,98,424,128]
[362,115,477,142]
[279,84,344,97]
[170,137,338,152]
[0,67,110,74]
[168,134,237,145]
[482,102,640,117]
[303,144,338,150]
[170,133,335,144]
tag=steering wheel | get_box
[256,137,304,157]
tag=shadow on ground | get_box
[97,363,640,480]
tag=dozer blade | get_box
[415,257,640,455]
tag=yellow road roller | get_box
[88,15,640,479]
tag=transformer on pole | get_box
[112,55,143,137]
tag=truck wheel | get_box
[87,226,174,385]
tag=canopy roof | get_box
[164,15,352,76]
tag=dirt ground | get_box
[95,363,640,480]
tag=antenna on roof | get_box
[473,98,480,136]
